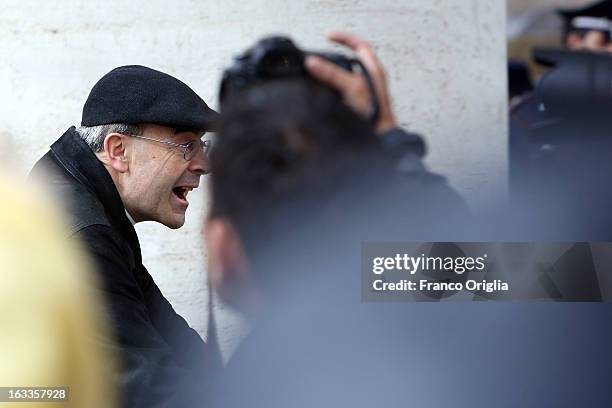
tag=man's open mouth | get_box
[172,186,193,202]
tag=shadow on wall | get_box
[508,0,599,15]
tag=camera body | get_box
[510,48,612,239]
[534,48,612,121]
[219,36,379,123]
[219,36,352,102]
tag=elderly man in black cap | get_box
[30,65,219,408]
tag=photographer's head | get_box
[206,79,382,312]
[78,65,217,229]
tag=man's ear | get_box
[205,217,252,304]
[101,133,129,173]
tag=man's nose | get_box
[188,149,210,176]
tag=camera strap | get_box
[353,59,380,125]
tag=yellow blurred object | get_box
[0,173,117,408]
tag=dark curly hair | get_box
[209,79,385,254]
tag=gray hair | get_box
[75,123,142,152]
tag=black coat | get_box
[30,127,216,408]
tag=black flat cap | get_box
[559,0,612,24]
[82,65,218,131]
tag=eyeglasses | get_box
[127,134,211,161]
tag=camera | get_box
[534,47,612,121]
[219,36,379,123]
[510,47,612,239]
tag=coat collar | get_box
[50,126,142,262]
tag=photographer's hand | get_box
[305,31,397,133]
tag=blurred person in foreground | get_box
[204,32,610,407]
[29,66,220,407]
[206,30,470,311]
[0,173,116,408]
